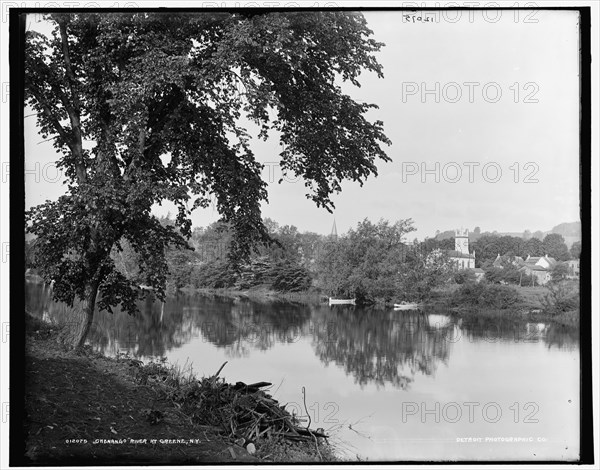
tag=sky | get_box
[24,9,582,240]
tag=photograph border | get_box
[8,4,594,466]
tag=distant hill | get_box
[433,222,581,247]
[550,222,581,237]
[550,222,581,248]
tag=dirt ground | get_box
[22,329,259,465]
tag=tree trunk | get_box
[74,280,100,351]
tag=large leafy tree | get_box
[542,233,570,261]
[316,218,417,302]
[25,11,390,349]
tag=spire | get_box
[331,219,338,239]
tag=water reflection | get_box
[193,296,311,357]
[25,283,579,391]
[309,306,452,389]
[456,314,580,351]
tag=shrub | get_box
[478,283,521,309]
[541,281,579,315]
[270,262,312,292]
[454,269,476,284]
[484,265,521,285]
[452,281,521,309]
[192,259,237,288]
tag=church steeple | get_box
[331,219,338,239]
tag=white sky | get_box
[24,9,582,240]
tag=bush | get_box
[270,262,312,292]
[190,257,313,293]
[454,269,476,284]
[541,281,579,315]
[483,267,504,284]
[192,259,237,289]
[484,266,522,285]
[452,281,521,309]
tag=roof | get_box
[472,268,485,273]
[519,265,550,272]
[526,255,556,263]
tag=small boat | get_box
[328,297,356,306]
[393,302,422,310]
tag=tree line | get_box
[99,216,453,304]
[425,233,579,266]
[27,215,581,302]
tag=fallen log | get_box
[293,427,328,439]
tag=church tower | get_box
[455,228,469,255]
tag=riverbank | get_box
[22,315,337,465]
[426,283,580,327]
[183,286,327,305]
[185,283,580,327]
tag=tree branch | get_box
[29,56,76,117]
[58,19,82,112]
[27,83,72,148]
[28,83,87,183]
[57,18,85,183]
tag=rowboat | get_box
[393,303,422,310]
[328,298,356,306]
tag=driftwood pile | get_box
[168,362,328,446]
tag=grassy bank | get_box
[23,315,337,465]
[426,283,580,327]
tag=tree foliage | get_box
[25,12,390,348]
[541,280,579,314]
[569,241,581,259]
[451,282,521,310]
[523,237,545,257]
[398,248,453,302]
[315,218,450,303]
[542,233,570,261]
[453,269,476,285]
[550,262,569,283]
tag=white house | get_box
[518,255,557,285]
[565,259,580,278]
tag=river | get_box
[26,283,580,461]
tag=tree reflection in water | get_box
[309,306,452,390]
[456,314,579,351]
[193,296,311,358]
[26,284,579,390]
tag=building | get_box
[447,228,475,270]
[518,255,557,286]
[472,268,485,281]
[565,259,580,278]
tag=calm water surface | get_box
[26,283,580,461]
